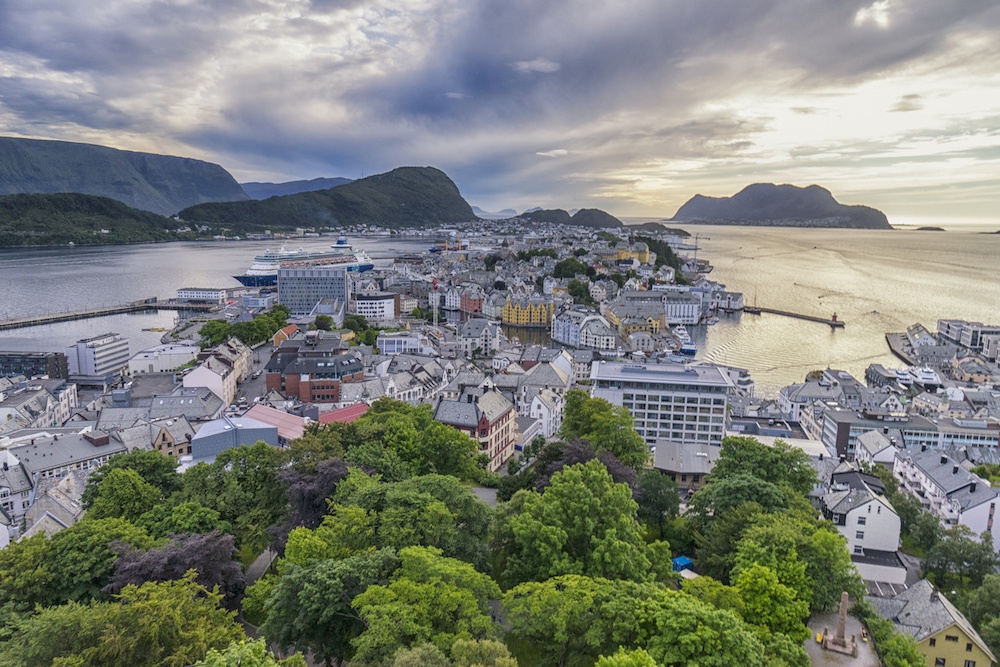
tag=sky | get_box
[1,0,998,221]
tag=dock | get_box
[0,298,218,331]
[743,306,845,329]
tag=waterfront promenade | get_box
[0,298,217,331]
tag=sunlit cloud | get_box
[854,0,892,28]
[509,58,561,74]
[536,149,569,158]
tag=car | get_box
[252,370,262,379]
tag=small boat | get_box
[707,317,719,325]
[680,342,697,356]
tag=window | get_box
[930,638,937,646]
[856,531,865,540]
[967,643,974,652]
[934,659,944,667]
[858,516,867,526]
[854,546,863,554]
[946,635,959,643]
[964,660,976,667]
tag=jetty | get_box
[743,306,845,329]
[0,298,218,331]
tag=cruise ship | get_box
[233,244,374,286]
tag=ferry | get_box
[233,244,374,286]
[330,235,354,253]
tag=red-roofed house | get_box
[241,403,307,445]
[272,324,300,348]
[319,403,370,425]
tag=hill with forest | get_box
[180,167,476,231]
[519,208,623,228]
[671,183,891,229]
[240,177,353,200]
[0,193,188,247]
[0,136,248,215]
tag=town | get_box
[2,218,1000,667]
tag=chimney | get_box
[941,455,948,465]
[930,587,939,602]
[971,482,978,493]
[921,444,926,452]
[953,465,959,474]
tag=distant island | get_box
[915,226,945,232]
[518,208,623,229]
[670,183,892,229]
[0,136,247,215]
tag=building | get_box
[278,262,351,316]
[551,308,617,351]
[65,333,130,385]
[182,357,237,405]
[854,430,901,469]
[527,388,564,439]
[128,342,200,375]
[590,361,731,445]
[820,409,938,459]
[869,579,996,667]
[458,319,501,358]
[272,324,299,348]
[176,287,227,304]
[354,292,397,323]
[190,415,279,462]
[433,388,518,472]
[894,449,999,551]
[265,331,364,403]
[652,441,719,491]
[0,379,79,434]
[241,404,307,446]
[377,330,437,356]
[502,295,556,328]
[0,351,68,380]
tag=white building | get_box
[527,388,564,439]
[459,319,501,358]
[65,333,130,385]
[128,342,200,375]
[183,357,237,406]
[854,430,901,468]
[376,330,437,356]
[590,360,731,445]
[894,449,999,552]
[661,294,700,324]
[353,292,396,323]
[176,287,227,304]
[551,308,616,351]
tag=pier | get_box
[742,306,845,329]
[0,298,218,331]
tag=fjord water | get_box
[0,226,997,396]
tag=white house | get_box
[183,358,237,406]
[128,342,200,375]
[854,430,901,468]
[459,319,501,358]
[528,388,564,439]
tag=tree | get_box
[106,531,246,609]
[734,564,810,642]
[926,525,999,587]
[410,306,424,319]
[82,449,180,509]
[47,517,156,603]
[392,643,452,667]
[199,320,233,347]
[450,639,518,667]
[909,510,943,552]
[315,314,334,331]
[708,436,816,496]
[595,649,657,667]
[567,279,594,306]
[0,573,243,667]
[533,440,637,496]
[87,468,161,522]
[492,461,670,588]
[636,469,680,537]
[559,391,649,469]
[260,548,401,667]
[351,547,500,665]
[269,458,349,553]
[136,501,233,540]
[694,501,765,582]
[196,639,306,666]
[553,258,588,278]
[967,574,1000,627]
[0,533,56,614]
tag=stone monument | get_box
[822,591,858,657]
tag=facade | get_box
[502,296,556,328]
[551,308,616,351]
[0,380,79,434]
[65,332,130,384]
[433,388,518,472]
[176,287,227,304]
[527,388,564,439]
[190,416,279,461]
[0,351,68,380]
[459,319,501,358]
[128,342,200,375]
[265,332,364,403]
[278,262,351,316]
[183,358,237,405]
[354,292,397,323]
[377,330,437,356]
[894,449,999,551]
[820,409,938,459]
[459,285,485,314]
[869,580,996,667]
[590,361,731,445]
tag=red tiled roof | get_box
[319,403,370,424]
[242,404,306,440]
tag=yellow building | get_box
[595,242,650,264]
[502,296,555,328]
[874,580,996,667]
[618,315,660,337]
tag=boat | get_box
[707,317,720,325]
[672,325,691,343]
[330,235,354,252]
[680,342,697,356]
[233,245,374,286]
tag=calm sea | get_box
[0,225,997,396]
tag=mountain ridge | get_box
[0,136,248,216]
[671,183,891,229]
[240,177,353,200]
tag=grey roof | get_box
[434,389,514,429]
[194,415,274,440]
[0,453,32,495]
[857,430,895,457]
[9,432,128,475]
[591,360,731,387]
[652,441,719,475]
[902,449,998,510]
[868,579,996,659]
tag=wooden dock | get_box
[0,298,218,331]
[743,306,845,329]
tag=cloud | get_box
[509,57,561,74]
[0,0,998,217]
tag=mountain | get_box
[0,193,183,247]
[628,221,691,237]
[0,137,248,216]
[569,208,623,229]
[179,166,475,231]
[671,183,891,229]
[519,208,572,225]
[240,177,353,200]
[472,205,518,219]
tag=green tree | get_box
[82,449,180,509]
[261,548,401,667]
[450,639,518,667]
[927,525,999,587]
[136,501,233,539]
[708,436,816,496]
[199,320,233,347]
[351,546,500,665]
[492,461,670,588]
[694,501,765,582]
[734,563,810,642]
[636,469,680,538]
[87,468,161,522]
[0,533,56,615]
[553,257,588,278]
[559,390,649,469]
[315,314,334,331]
[196,639,306,666]
[595,649,657,667]
[392,643,452,667]
[567,279,595,306]
[0,573,243,667]
[680,575,745,616]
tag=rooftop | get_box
[590,360,731,387]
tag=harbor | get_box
[741,306,845,329]
[0,298,217,331]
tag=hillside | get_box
[671,183,891,229]
[0,193,183,247]
[0,137,247,216]
[179,166,476,231]
[240,177,353,200]
[517,208,623,228]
